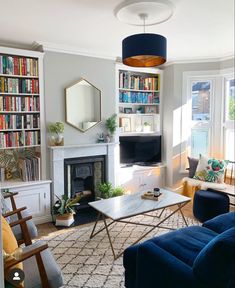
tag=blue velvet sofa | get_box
[123,212,235,288]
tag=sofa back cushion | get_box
[203,211,235,234]
[193,227,235,287]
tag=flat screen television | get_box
[120,135,162,165]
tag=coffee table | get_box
[89,189,191,259]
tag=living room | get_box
[0,0,235,287]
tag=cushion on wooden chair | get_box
[22,241,64,288]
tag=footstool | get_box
[193,189,229,222]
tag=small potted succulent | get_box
[48,122,64,146]
[53,194,82,226]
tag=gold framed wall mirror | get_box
[65,78,101,132]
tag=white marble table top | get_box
[89,189,191,221]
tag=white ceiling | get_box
[0,0,234,61]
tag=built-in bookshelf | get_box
[117,65,162,135]
[0,46,45,183]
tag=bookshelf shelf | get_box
[0,111,40,114]
[119,88,159,93]
[116,64,162,135]
[0,144,40,150]
[0,93,39,96]
[0,74,39,79]
[0,46,45,183]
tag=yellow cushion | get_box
[1,215,23,271]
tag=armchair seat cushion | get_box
[23,241,63,288]
[149,226,218,266]
[11,210,38,241]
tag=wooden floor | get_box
[37,201,196,238]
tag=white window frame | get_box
[222,70,235,161]
[181,70,222,170]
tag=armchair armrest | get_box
[9,216,32,228]
[136,242,198,288]
[4,243,50,288]
[4,243,48,271]
[3,207,27,218]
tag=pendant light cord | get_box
[139,13,148,33]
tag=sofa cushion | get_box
[149,226,218,266]
[203,212,235,234]
[193,227,235,287]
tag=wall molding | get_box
[32,41,117,61]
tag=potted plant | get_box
[105,114,117,141]
[143,121,151,132]
[53,194,82,226]
[98,182,124,199]
[48,122,64,146]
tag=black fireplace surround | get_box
[64,156,106,209]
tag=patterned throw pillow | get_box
[193,155,229,183]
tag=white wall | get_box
[44,51,116,177]
[162,58,235,188]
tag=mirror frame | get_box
[65,78,102,133]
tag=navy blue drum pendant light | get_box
[115,0,174,67]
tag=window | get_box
[189,80,213,158]
[224,77,235,161]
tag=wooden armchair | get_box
[2,192,38,245]
[2,212,63,288]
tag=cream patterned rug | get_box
[41,209,199,288]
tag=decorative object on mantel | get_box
[53,193,82,226]
[97,133,105,143]
[105,114,117,141]
[48,122,64,146]
[114,0,175,67]
[98,182,124,199]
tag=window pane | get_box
[191,81,211,121]
[191,129,209,157]
[225,130,235,161]
[227,79,235,120]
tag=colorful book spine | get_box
[0,56,38,76]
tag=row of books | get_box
[0,131,40,148]
[0,96,40,112]
[0,114,40,130]
[0,55,38,76]
[18,154,41,181]
[0,77,39,94]
[119,92,160,104]
[119,72,159,91]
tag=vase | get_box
[55,213,74,226]
[50,133,64,146]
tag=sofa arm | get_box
[136,242,200,288]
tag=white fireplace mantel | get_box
[49,143,118,199]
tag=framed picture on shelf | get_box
[144,106,157,114]
[124,108,133,114]
[120,117,131,132]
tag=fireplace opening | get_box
[64,156,105,209]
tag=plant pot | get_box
[55,213,74,226]
[50,133,64,146]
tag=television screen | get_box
[120,136,162,165]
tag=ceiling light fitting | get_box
[115,0,174,67]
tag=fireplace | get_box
[64,156,105,209]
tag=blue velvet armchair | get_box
[123,212,235,288]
